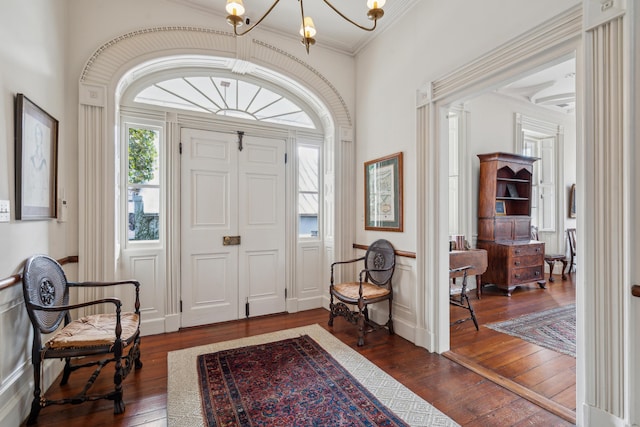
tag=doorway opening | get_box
[446,55,577,423]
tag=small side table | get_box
[449,249,488,299]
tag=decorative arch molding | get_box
[79,26,351,127]
[77,25,355,301]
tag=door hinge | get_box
[245,298,250,318]
[285,288,287,299]
[179,142,183,154]
[180,300,183,313]
[285,153,288,163]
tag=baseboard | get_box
[583,403,626,427]
[141,317,168,336]
[164,314,181,333]
[0,358,63,426]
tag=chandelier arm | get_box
[300,0,310,54]
[232,0,282,36]
[320,0,378,31]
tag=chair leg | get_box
[356,316,365,346]
[387,298,394,335]
[357,302,365,346]
[113,343,126,415]
[462,292,479,331]
[545,259,556,282]
[60,357,72,385]
[328,293,335,327]
[27,358,42,425]
[561,260,568,280]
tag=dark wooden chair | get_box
[449,265,479,330]
[328,239,395,346]
[21,254,142,424]
[531,226,567,282]
[566,228,577,274]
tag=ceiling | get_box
[171,0,419,54]
[171,1,575,114]
[496,57,576,114]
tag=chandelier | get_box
[224,0,386,53]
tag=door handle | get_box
[223,236,241,246]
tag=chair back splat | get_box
[328,239,396,346]
[21,254,142,424]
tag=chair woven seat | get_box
[332,282,391,301]
[46,313,140,349]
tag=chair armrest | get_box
[330,257,365,285]
[67,279,140,288]
[28,297,122,313]
[330,257,365,269]
[68,280,141,314]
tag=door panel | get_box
[238,136,286,317]
[181,129,238,327]
[182,129,285,327]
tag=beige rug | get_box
[167,324,458,426]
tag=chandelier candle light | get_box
[225,0,386,54]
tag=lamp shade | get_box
[299,16,317,38]
[226,0,245,16]
[366,0,385,9]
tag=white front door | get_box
[180,128,285,327]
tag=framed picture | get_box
[569,183,576,218]
[495,200,506,215]
[364,152,403,231]
[15,94,58,220]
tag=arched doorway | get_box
[77,27,354,334]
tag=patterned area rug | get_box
[168,324,458,427]
[486,304,575,357]
[198,335,408,426]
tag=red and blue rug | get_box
[485,304,575,357]
[197,335,408,426]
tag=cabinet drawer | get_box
[511,266,543,283]
[512,254,542,268]
[509,244,543,257]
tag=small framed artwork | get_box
[15,94,58,220]
[569,183,576,218]
[495,200,506,215]
[364,152,403,231]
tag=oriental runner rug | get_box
[167,324,458,427]
[486,304,576,357]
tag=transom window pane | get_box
[134,76,315,129]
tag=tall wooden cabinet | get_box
[476,152,546,296]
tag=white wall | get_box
[0,1,71,426]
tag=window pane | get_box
[128,187,160,241]
[128,126,160,242]
[128,128,159,185]
[298,145,319,237]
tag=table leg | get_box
[476,275,482,299]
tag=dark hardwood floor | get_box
[449,271,576,424]
[23,273,576,427]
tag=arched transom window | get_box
[134,75,316,129]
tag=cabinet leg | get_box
[537,280,547,289]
